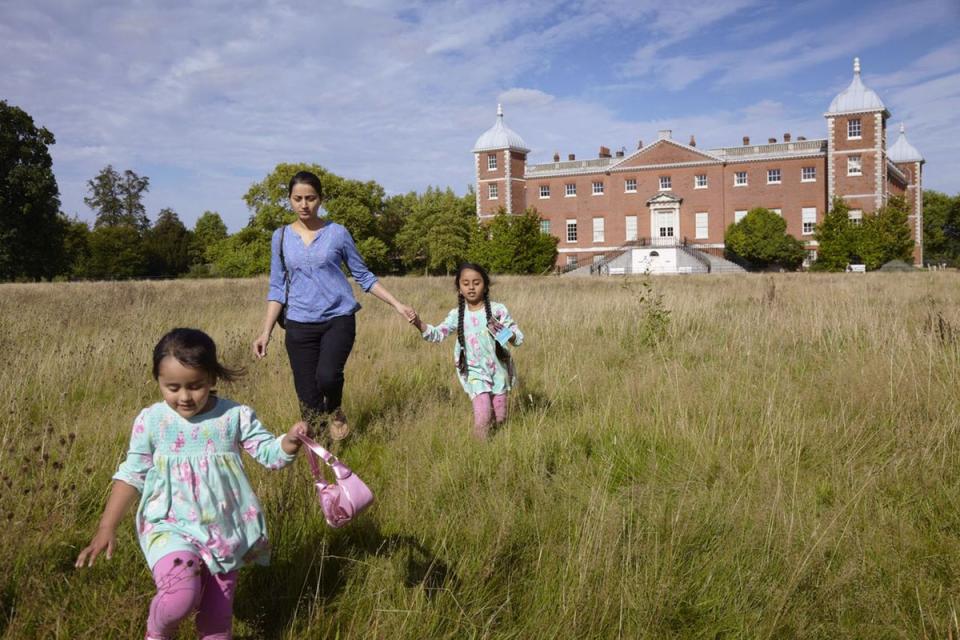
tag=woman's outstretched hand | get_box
[396,303,417,324]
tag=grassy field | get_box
[1,272,960,639]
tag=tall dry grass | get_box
[1,272,959,638]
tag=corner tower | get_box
[472,104,529,220]
[888,123,925,264]
[825,57,890,213]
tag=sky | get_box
[2,0,959,232]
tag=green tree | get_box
[62,216,92,278]
[469,208,558,274]
[0,100,67,280]
[84,165,150,232]
[725,207,805,270]
[244,162,327,232]
[395,187,474,274]
[144,208,192,277]
[922,190,960,267]
[190,210,228,266]
[85,225,148,279]
[206,227,272,277]
[812,197,860,271]
[858,195,914,270]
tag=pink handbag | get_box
[299,434,374,528]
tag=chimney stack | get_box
[783,132,791,142]
[797,136,806,141]
[689,134,696,147]
[599,145,611,158]
[553,151,560,162]
[568,153,576,161]
[637,139,644,149]
[768,137,777,144]
[743,136,750,146]
[615,148,625,158]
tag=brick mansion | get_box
[472,58,925,272]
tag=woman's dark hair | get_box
[453,263,510,377]
[288,171,324,199]
[152,328,244,382]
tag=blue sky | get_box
[2,0,958,231]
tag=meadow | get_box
[1,272,959,639]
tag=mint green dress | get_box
[421,301,523,399]
[112,397,295,574]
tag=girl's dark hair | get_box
[152,328,244,382]
[453,263,510,377]
[288,171,324,199]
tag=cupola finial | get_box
[899,122,905,134]
[853,57,861,75]
[497,103,503,118]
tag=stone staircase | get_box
[701,252,748,273]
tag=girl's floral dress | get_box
[113,397,295,573]
[421,301,523,398]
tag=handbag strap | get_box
[298,433,336,481]
[279,225,290,303]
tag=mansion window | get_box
[734,171,748,186]
[695,174,708,189]
[488,183,498,199]
[734,210,747,223]
[695,212,709,239]
[802,207,817,235]
[802,166,816,182]
[565,183,577,197]
[592,217,605,242]
[592,181,604,195]
[767,169,781,184]
[540,219,551,234]
[848,155,862,176]
[848,118,861,139]
[770,208,781,216]
[566,219,577,242]
[566,255,578,267]
[487,153,497,170]
[625,178,637,193]
[659,176,672,191]
[539,185,550,198]
[848,209,863,226]
[625,216,637,241]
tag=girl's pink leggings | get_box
[471,392,508,438]
[146,551,236,640]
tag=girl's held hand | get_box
[282,421,309,455]
[252,333,270,359]
[75,528,117,568]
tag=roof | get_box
[826,57,889,116]
[473,104,529,153]
[887,123,924,163]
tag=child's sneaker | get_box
[329,409,350,441]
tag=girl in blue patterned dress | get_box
[411,263,523,438]
[76,328,307,640]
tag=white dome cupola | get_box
[887,123,924,163]
[827,57,889,116]
[473,104,529,153]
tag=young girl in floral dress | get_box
[412,263,523,438]
[76,328,307,640]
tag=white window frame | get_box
[695,212,708,239]
[770,208,781,216]
[624,178,637,193]
[566,219,577,242]
[592,217,604,243]
[848,155,862,176]
[802,207,817,235]
[734,210,747,223]
[539,185,550,199]
[801,166,816,182]
[848,209,863,226]
[734,171,748,187]
[488,183,498,199]
[565,183,577,197]
[566,255,578,267]
[625,215,637,242]
[592,181,604,195]
[767,169,781,184]
[848,118,862,139]
[695,174,708,189]
[540,219,551,234]
[487,153,497,170]
[659,176,671,191]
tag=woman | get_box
[252,170,415,441]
